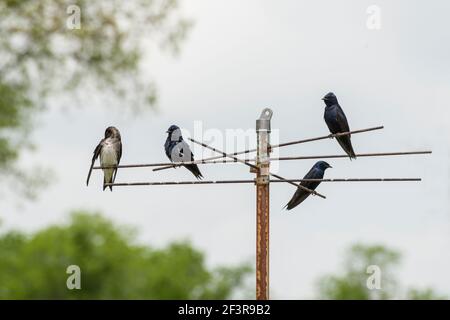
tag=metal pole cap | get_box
[256,108,273,132]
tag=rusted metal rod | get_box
[93,159,235,170]
[105,178,422,187]
[94,150,431,170]
[292,178,422,182]
[273,151,432,161]
[187,137,326,199]
[272,125,384,149]
[152,157,236,172]
[255,108,271,300]
[149,125,384,172]
[106,180,254,186]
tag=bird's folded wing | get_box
[86,139,104,186]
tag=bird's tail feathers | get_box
[349,149,357,160]
[103,181,113,192]
[284,198,297,211]
[103,169,114,192]
[185,164,203,180]
[337,136,357,160]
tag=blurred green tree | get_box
[316,243,446,300]
[0,0,191,197]
[0,212,251,299]
[406,288,447,300]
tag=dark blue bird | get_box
[323,92,356,159]
[165,125,203,179]
[284,161,332,210]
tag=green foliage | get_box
[0,81,50,200]
[407,288,447,300]
[0,0,191,103]
[0,83,31,168]
[0,212,251,299]
[316,243,446,300]
[317,244,400,300]
[0,0,192,196]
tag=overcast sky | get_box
[2,0,450,298]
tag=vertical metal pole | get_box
[255,108,272,300]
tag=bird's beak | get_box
[328,165,333,168]
[166,130,169,133]
[321,98,326,101]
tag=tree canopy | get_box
[0,0,191,196]
[0,212,251,299]
[316,243,446,300]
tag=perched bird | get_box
[86,126,122,191]
[323,92,356,159]
[165,125,203,179]
[284,161,332,210]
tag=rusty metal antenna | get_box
[95,108,432,301]
[254,108,272,300]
